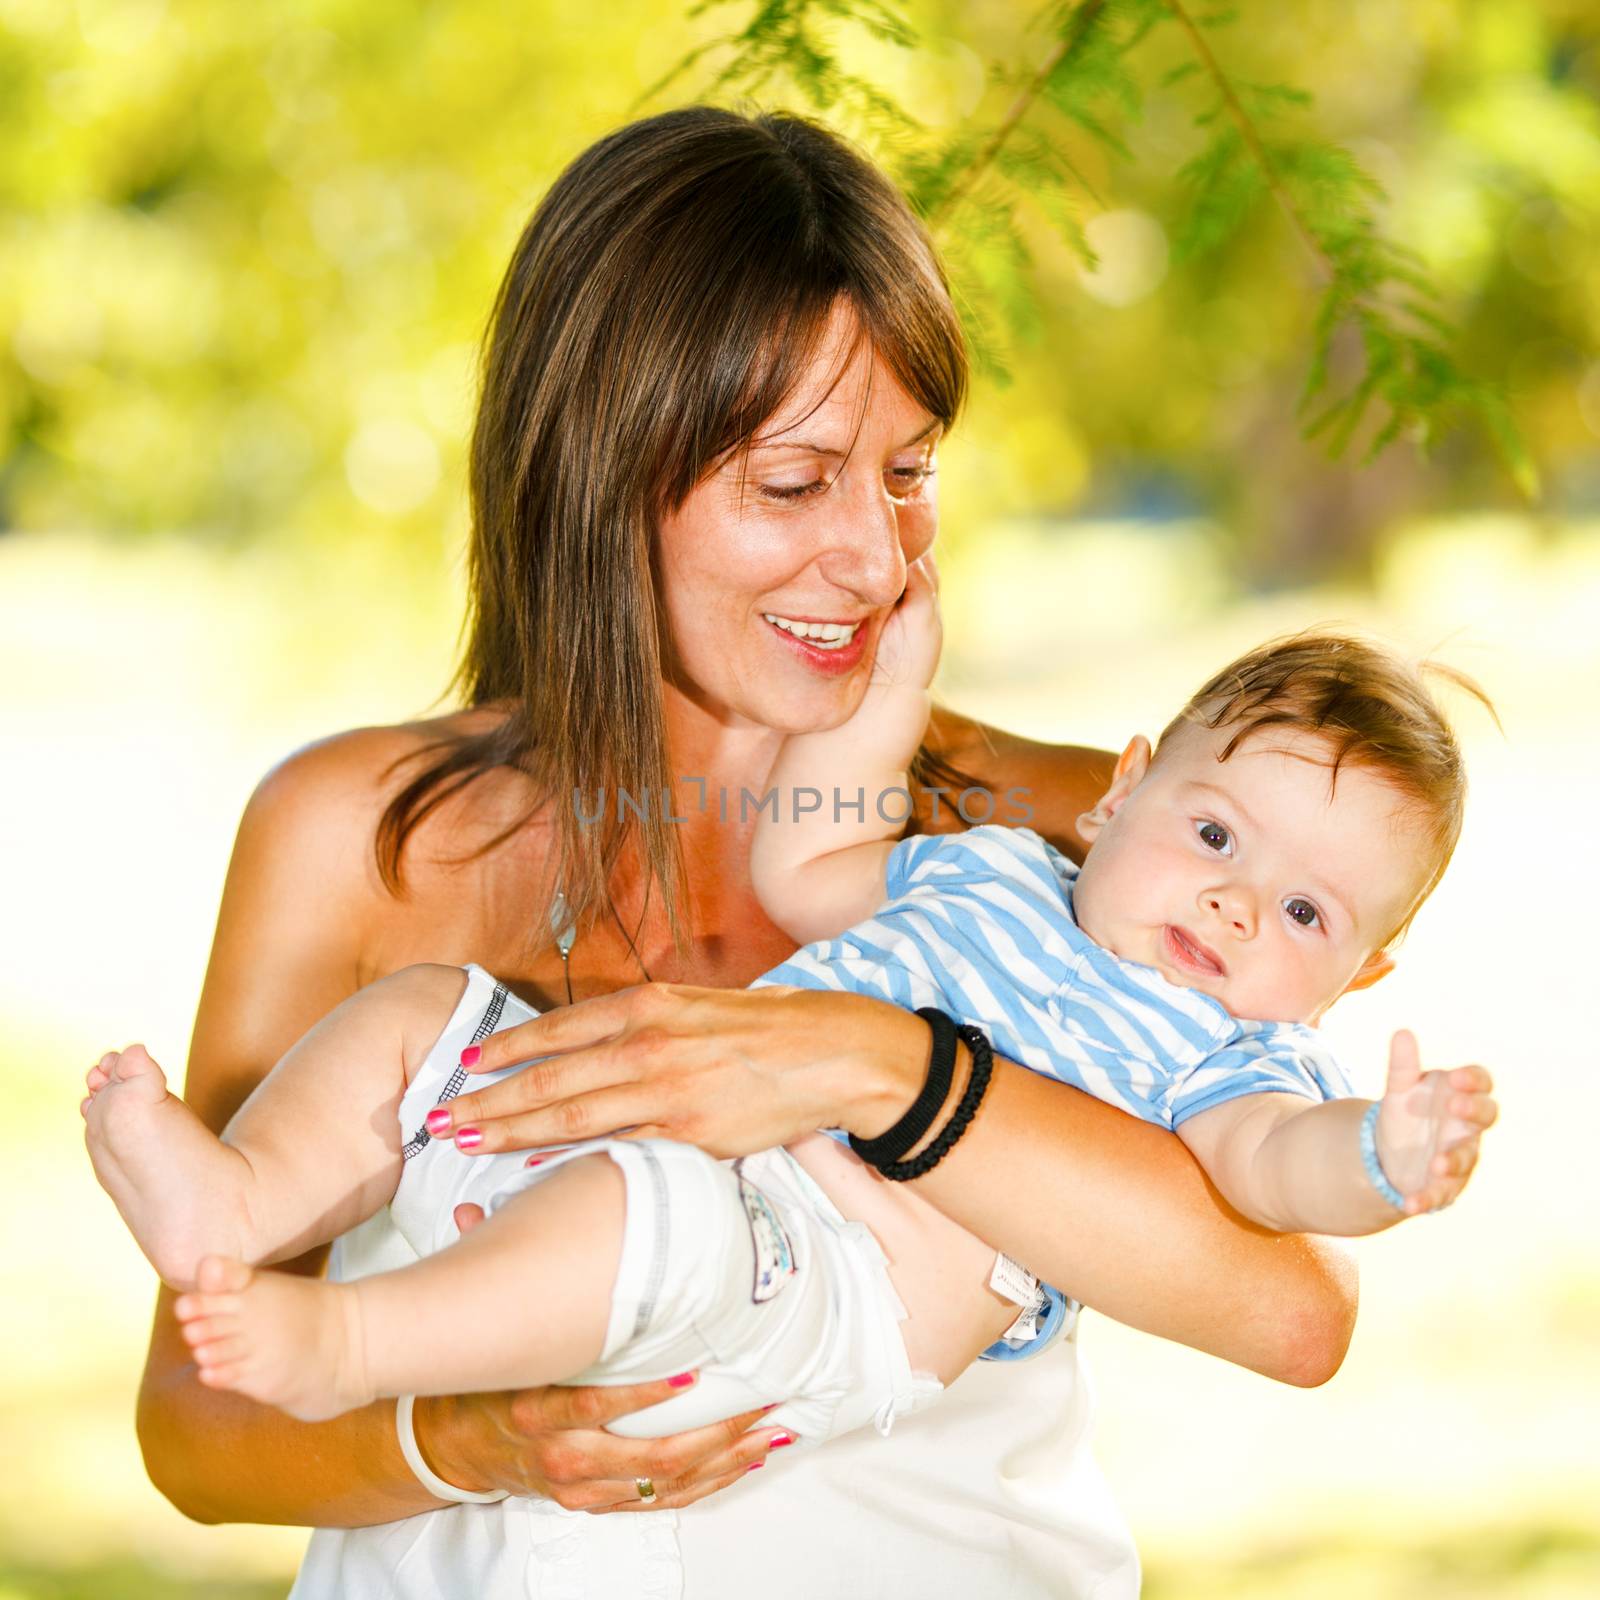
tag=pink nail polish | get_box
[455,1127,482,1150]
[668,1371,695,1389]
[525,1156,545,1168]
[746,1461,763,1473]
[768,1432,794,1449]
[460,1045,481,1067]
[426,1108,452,1136]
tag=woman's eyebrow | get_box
[751,417,942,456]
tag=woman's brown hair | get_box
[378,106,971,951]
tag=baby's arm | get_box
[84,963,467,1287]
[750,557,941,943]
[1178,1031,1498,1235]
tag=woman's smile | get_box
[762,610,872,673]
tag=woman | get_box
[137,107,1356,1597]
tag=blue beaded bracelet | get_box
[1359,1101,1407,1210]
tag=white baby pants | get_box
[387,963,942,1448]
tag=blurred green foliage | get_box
[0,0,1596,581]
[664,0,1535,490]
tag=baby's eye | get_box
[1284,898,1320,929]
[1194,819,1232,855]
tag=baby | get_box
[82,580,1497,1451]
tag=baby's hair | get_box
[1154,629,1497,946]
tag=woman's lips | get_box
[1163,924,1225,977]
[764,614,870,676]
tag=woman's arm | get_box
[138,733,773,1526]
[447,981,1354,1385]
[886,1031,1359,1386]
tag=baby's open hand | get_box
[1376,1029,1498,1216]
[872,553,942,691]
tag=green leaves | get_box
[647,0,1533,493]
[6,1,1572,553]
[1162,3,1537,493]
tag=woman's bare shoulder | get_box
[236,706,540,904]
[249,707,510,834]
[926,704,1116,860]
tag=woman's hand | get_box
[413,1379,786,1513]
[872,551,942,691]
[433,982,926,1158]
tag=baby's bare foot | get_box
[81,1044,251,1288]
[175,1255,373,1422]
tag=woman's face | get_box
[654,303,943,735]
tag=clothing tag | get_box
[739,1175,797,1304]
[990,1251,1047,1345]
[990,1251,1040,1308]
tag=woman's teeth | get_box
[763,614,862,649]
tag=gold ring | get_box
[634,1477,657,1503]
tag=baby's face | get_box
[1071,720,1431,1025]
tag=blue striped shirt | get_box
[751,824,1351,1359]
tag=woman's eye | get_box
[886,463,936,499]
[1284,898,1320,929]
[757,479,828,502]
[1194,819,1232,855]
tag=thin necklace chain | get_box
[549,881,653,1006]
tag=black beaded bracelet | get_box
[849,1007,957,1170]
[874,1022,994,1183]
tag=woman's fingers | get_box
[465,984,675,1074]
[441,1047,640,1139]
[510,1374,700,1437]
[602,1407,780,1488]
[450,1086,664,1155]
[443,981,913,1161]
[590,1423,798,1513]
[503,1383,781,1511]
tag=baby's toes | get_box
[190,1330,249,1370]
[196,1354,251,1389]
[110,1043,166,1087]
[178,1312,238,1349]
[195,1254,253,1296]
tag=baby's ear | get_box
[1076,736,1152,846]
[1341,949,1396,997]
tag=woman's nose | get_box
[1202,885,1257,938]
[816,478,910,608]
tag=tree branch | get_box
[926,0,1110,231]
[1163,0,1332,281]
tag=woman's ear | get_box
[1076,735,1152,847]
